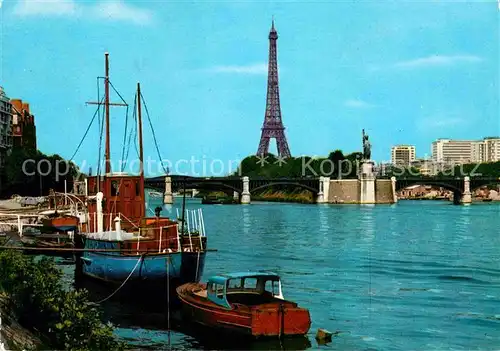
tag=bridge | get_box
[144,175,500,204]
[145,175,322,203]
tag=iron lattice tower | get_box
[256,21,291,158]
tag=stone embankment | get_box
[0,294,43,350]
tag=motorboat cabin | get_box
[176,272,311,337]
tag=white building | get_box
[432,138,500,165]
[484,137,500,162]
[391,145,416,166]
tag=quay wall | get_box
[327,179,396,204]
[328,180,360,204]
[375,180,395,204]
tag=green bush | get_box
[0,250,122,350]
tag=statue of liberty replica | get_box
[360,129,374,178]
[362,129,371,160]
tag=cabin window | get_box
[135,181,140,197]
[265,280,280,295]
[216,284,224,298]
[243,278,257,290]
[208,283,215,294]
[111,181,119,196]
[228,279,242,290]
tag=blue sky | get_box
[0,0,498,175]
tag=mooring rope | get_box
[195,251,200,282]
[93,254,144,304]
[167,255,171,350]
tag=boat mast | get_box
[104,52,111,175]
[137,83,145,217]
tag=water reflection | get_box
[242,205,250,236]
[360,207,375,243]
[318,206,330,235]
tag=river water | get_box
[68,198,500,350]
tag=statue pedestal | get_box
[360,160,375,179]
[359,160,375,204]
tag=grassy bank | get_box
[252,189,314,204]
[0,250,123,350]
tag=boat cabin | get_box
[85,173,145,232]
[206,272,284,309]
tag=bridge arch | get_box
[173,181,242,195]
[395,181,463,194]
[250,182,319,195]
[470,179,500,192]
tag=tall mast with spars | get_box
[137,82,145,218]
[104,52,111,175]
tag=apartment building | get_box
[11,99,37,150]
[484,137,500,162]
[391,145,416,166]
[432,138,500,164]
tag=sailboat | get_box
[74,53,207,289]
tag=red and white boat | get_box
[176,272,311,338]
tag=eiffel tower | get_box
[256,20,291,158]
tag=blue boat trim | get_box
[80,237,206,285]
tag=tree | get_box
[2,149,79,197]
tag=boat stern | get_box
[251,305,311,337]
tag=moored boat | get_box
[42,213,79,232]
[74,53,208,289]
[176,272,311,338]
[201,195,237,205]
[21,233,75,257]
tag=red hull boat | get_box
[176,272,311,338]
[42,214,79,232]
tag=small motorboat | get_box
[42,213,79,232]
[201,195,237,205]
[176,272,311,338]
[21,233,75,258]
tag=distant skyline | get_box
[0,0,498,175]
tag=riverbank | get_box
[252,189,314,204]
[0,293,44,350]
[0,251,122,350]
[0,199,22,210]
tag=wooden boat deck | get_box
[194,290,208,298]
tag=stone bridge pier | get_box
[461,176,472,204]
[316,176,330,204]
[241,176,251,204]
[163,176,173,204]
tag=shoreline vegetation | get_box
[0,250,122,351]
[252,189,314,204]
[197,189,315,204]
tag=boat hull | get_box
[42,216,79,232]
[21,234,74,258]
[177,283,311,338]
[77,237,206,286]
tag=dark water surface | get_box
[66,199,500,350]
